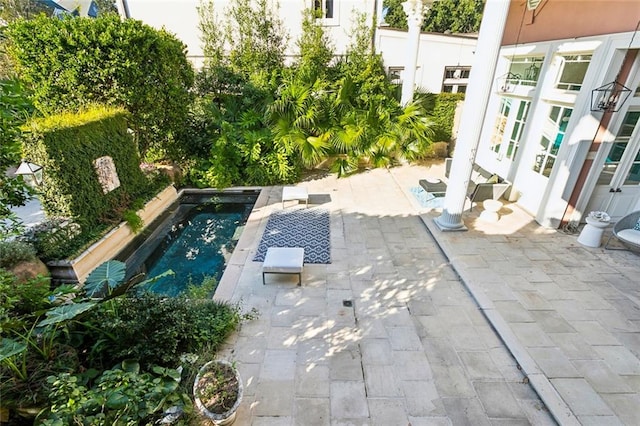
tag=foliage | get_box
[79,293,242,369]
[6,14,194,159]
[0,240,36,268]
[0,79,33,236]
[123,209,143,234]
[186,0,298,188]
[21,106,151,230]
[184,275,218,299]
[267,12,435,176]
[18,217,86,262]
[431,92,465,143]
[295,8,335,83]
[42,360,189,426]
[382,0,484,33]
[225,0,288,90]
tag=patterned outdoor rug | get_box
[410,187,445,209]
[253,208,331,264]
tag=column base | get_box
[434,213,468,232]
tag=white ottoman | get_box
[262,247,304,286]
[282,186,308,208]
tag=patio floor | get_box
[213,161,640,425]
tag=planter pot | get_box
[193,360,243,425]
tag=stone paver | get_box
[214,163,557,425]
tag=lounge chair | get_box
[604,210,640,251]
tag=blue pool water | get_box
[126,192,257,297]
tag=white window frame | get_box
[314,0,339,26]
[442,66,470,94]
[555,54,592,91]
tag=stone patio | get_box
[215,162,640,425]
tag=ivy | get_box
[21,106,152,229]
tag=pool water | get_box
[125,192,256,297]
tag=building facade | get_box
[114,0,476,94]
[473,0,640,228]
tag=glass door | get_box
[585,110,640,221]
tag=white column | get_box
[434,0,511,231]
[401,0,430,106]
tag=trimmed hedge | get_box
[21,106,150,227]
[6,14,194,158]
[432,92,465,143]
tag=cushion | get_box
[634,218,640,231]
[617,229,640,246]
[486,174,499,184]
[263,247,304,273]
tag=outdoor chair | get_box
[604,210,640,252]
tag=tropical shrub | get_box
[43,361,189,426]
[6,14,194,159]
[268,12,435,176]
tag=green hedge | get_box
[6,14,194,158]
[21,106,150,227]
[432,92,465,143]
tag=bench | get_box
[282,186,308,208]
[419,158,511,208]
[262,247,304,285]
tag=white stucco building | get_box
[114,0,477,95]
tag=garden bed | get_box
[46,185,178,284]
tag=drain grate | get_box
[342,300,353,307]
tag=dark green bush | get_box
[432,92,465,143]
[80,293,241,369]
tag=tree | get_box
[382,0,483,33]
[6,14,194,159]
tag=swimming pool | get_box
[118,189,259,297]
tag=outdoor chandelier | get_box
[590,81,632,112]
[591,20,639,113]
[496,72,519,93]
[15,160,44,187]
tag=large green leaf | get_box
[84,260,126,297]
[37,301,98,327]
[0,338,27,361]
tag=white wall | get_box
[118,0,375,67]
[376,29,477,93]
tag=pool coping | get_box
[213,186,270,302]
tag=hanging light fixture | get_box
[496,72,520,93]
[495,4,527,94]
[590,81,631,112]
[590,20,639,113]
[15,160,44,187]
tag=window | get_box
[596,111,640,185]
[442,66,470,94]
[506,101,530,160]
[533,106,572,177]
[314,0,334,19]
[490,98,511,154]
[388,66,404,86]
[505,57,543,87]
[556,54,591,91]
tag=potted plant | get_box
[193,360,243,425]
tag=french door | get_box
[585,110,640,221]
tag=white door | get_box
[585,110,640,221]
[488,97,532,178]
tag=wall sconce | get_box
[590,81,632,112]
[15,160,44,187]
